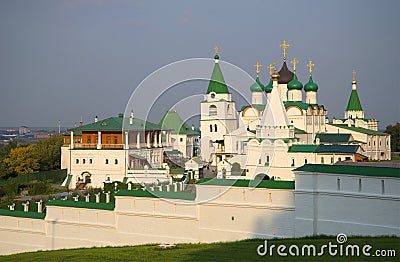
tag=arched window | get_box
[83,159,86,164]
[115,159,118,165]
[105,159,109,164]
[291,158,295,167]
[214,124,218,132]
[210,124,213,132]
[266,155,270,163]
[227,105,232,115]
[76,159,79,164]
[209,105,217,116]
[304,158,308,164]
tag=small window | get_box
[115,159,118,165]
[258,159,261,164]
[321,157,324,164]
[87,136,91,144]
[105,159,109,164]
[331,157,334,164]
[338,157,341,162]
[210,125,213,132]
[106,136,111,144]
[266,155,270,163]
[210,93,216,99]
[89,159,93,164]
[114,136,118,144]
[304,158,308,164]
[180,138,183,142]
[76,159,79,164]
[291,158,295,167]
[209,105,217,116]
[214,124,218,132]
[83,159,86,164]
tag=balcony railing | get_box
[70,143,124,149]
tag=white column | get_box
[70,131,74,149]
[124,131,129,149]
[146,132,151,148]
[37,200,43,213]
[167,132,171,146]
[154,133,158,147]
[137,132,141,148]
[159,132,162,147]
[97,131,102,149]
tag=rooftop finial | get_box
[291,57,298,73]
[307,60,315,76]
[280,40,290,61]
[268,62,277,76]
[254,61,262,77]
[213,44,219,61]
[352,69,356,83]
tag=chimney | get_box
[95,116,98,123]
[130,110,134,125]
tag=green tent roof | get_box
[159,111,200,135]
[206,60,229,94]
[346,89,363,111]
[69,115,163,132]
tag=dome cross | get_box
[280,40,290,61]
[254,61,262,77]
[291,57,298,73]
[307,60,315,76]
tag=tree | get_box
[34,134,64,171]
[385,123,400,152]
[0,140,18,177]
[3,145,39,176]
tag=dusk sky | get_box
[0,0,399,129]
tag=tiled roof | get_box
[315,133,352,143]
[196,178,295,189]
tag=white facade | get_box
[1,165,398,255]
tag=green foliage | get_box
[0,140,18,177]
[385,123,400,152]
[3,145,39,176]
[35,134,63,171]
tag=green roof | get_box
[206,61,229,94]
[250,77,264,92]
[294,128,307,134]
[195,178,295,189]
[159,111,200,135]
[304,76,318,92]
[346,89,363,111]
[284,101,310,110]
[264,78,273,93]
[295,164,400,178]
[315,133,352,143]
[329,124,387,135]
[288,144,359,153]
[69,115,162,132]
[287,74,303,90]
[115,189,196,201]
[288,145,319,153]
[0,209,45,219]
[239,104,266,112]
[46,200,115,210]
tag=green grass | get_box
[0,236,398,261]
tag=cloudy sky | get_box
[0,0,399,129]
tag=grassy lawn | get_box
[0,236,398,261]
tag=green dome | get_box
[304,76,318,92]
[214,54,219,60]
[287,74,303,90]
[250,77,264,92]
[264,78,273,93]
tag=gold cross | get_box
[291,57,298,73]
[254,61,262,76]
[214,44,219,55]
[307,60,315,76]
[352,69,356,82]
[268,62,277,75]
[280,40,290,60]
